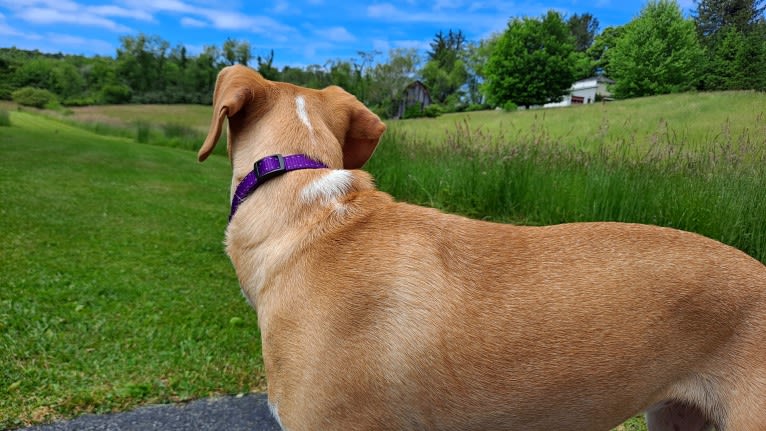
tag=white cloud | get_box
[367,3,398,18]
[47,32,115,54]
[433,0,463,11]
[180,16,206,27]
[322,26,356,42]
[17,7,133,32]
[272,0,289,13]
[205,10,292,35]
[372,38,390,52]
[86,5,154,21]
[393,39,430,50]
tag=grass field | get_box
[390,91,766,155]
[0,110,263,429]
[1,91,765,430]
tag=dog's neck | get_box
[227,96,345,193]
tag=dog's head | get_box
[197,65,386,170]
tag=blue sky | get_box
[0,0,695,68]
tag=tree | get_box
[568,13,600,52]
[421,30,468,106]
[693,0,766,41]
[222,38,252,66]
[464,37,498,105]
[704,23,766,89]
[256,50,279,80]
[367,48,421,117]
[483,11,576,109]
[693,0,766,90]
[609,0,704,99]
[587,25,626,76]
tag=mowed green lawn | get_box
[0,111,264,428]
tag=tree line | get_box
[1,0,763,118]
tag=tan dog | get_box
[197,65,766,431]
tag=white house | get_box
[544,76,614,108]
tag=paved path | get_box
[21,394,281,431]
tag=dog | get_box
[197,65,766,431]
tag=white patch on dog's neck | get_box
[295,96,317,145]
[301,170,352,213]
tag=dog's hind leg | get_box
[645,401,714,431]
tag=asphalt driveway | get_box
[21,394,281,431]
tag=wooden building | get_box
[395,81,432,119]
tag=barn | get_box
[395,81,432,119]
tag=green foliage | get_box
[693,0,766,40]
[367,48,421,118]
[135,120,151,143]
[464,103,489,112]
[423,104,445,118]
[422,30,469,105]
[609,0,704,99]
[694,0,766,91]
[484,10,577,108]
[587,26,626,76]
[464,38,497,105]
[567,13,600,52]
[502,100,519,111]
[403,104,425,119]
[402,103,444,119]
[12,86,58,108]
[0,109,10,126]
[100,83,133,104]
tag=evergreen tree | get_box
[568,13,600,52]
[421,29,468,106]
[694,0,766,90]
[694,0,766,41]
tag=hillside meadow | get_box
[1,91,765,430]
[0,111,263,428]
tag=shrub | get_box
[11,87,58,109]
[135,121,151,144]
[100,84,132,104]
[464,103,489,112]
[502,101,519,112]
[423,104,444,118]
[403,104,425,119]
[0,109,10,127]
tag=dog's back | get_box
[267,193,766,430]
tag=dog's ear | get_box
[342,98,386,169]
[198,65,268,162]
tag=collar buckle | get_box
[254,154,287,182]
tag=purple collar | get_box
[229,154,327,221]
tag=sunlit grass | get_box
[0,112,262,429]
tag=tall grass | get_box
[0,109,10,127]
[367,116,766,264]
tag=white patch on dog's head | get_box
[301,170,352,212]
[295,95,317,146]
[295,96,311,130]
